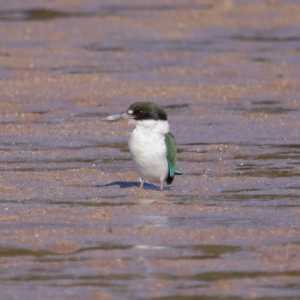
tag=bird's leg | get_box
[160,182,164,191]
[139,178,145,189]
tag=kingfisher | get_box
[101,102,182,190]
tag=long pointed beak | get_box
[100,112,130,122]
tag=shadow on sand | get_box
[96,181,170,190]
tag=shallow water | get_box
[0,0,300,299]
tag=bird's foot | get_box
[160,182,164,191]
[139,179,145,189]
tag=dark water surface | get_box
[0,0,300,299]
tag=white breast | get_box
[129,120,169,184]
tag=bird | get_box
[101,102,182,190]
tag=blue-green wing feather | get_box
[164,133,181,184]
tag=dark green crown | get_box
[126,102,167,121]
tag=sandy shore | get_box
[0,1,300,299]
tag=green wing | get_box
[164,133,182,184]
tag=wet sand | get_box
[0,0,300,299]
